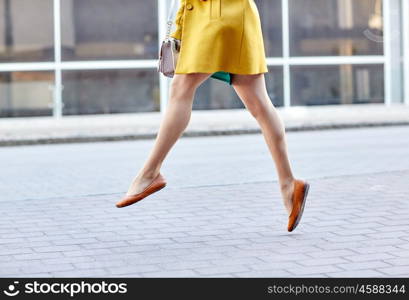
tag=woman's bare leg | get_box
[231,73,296,215]
[125,72,212,196]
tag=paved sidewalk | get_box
[1,169,408,278]
[1,103,409,146]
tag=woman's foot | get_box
[125,171,160,197]
[280,178,296,216]
[116,171,167,208]
[287,179,310,232]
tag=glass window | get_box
[194,78,243,110]
[62,69,159,115]
[61,0,158,61]
[0,71,54,117]
[290,64,384,106]
[194,67,283,110]
[255,0,283,57]
[0,0,54,62]
[266,66,284,107]
[289,0,384,56]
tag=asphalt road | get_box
[1,126,408,202]
[1,126,409,277]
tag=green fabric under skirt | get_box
[210,71,232,85]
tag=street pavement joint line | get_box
[2,122,409,147]
[2,168,408,204]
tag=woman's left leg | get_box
[231,73,296,215]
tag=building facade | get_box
[0,0,408,118]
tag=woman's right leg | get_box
[124,72,212,196]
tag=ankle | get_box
[279,177,295,190]
[138,168,160,179]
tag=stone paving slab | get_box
[1,103,409,146]
[1,169,408,277]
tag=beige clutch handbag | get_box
[157,0,181,78]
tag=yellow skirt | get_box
[170,0,268,76]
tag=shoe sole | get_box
[116,182,166,208]
[289,181,310,231]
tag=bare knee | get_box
[170,73,211,99]
[170,79,194,101]
[231,73,272,119]
[245,99,271,120]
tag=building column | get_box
[383,0,404,105]
[403,0,409,105]
[158,0,173,114]
[53,0,63,118]
[281,0,290,107]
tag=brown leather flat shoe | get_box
[287,179,310,232]
[115,173,167,208]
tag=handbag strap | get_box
[166,0,178,39]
